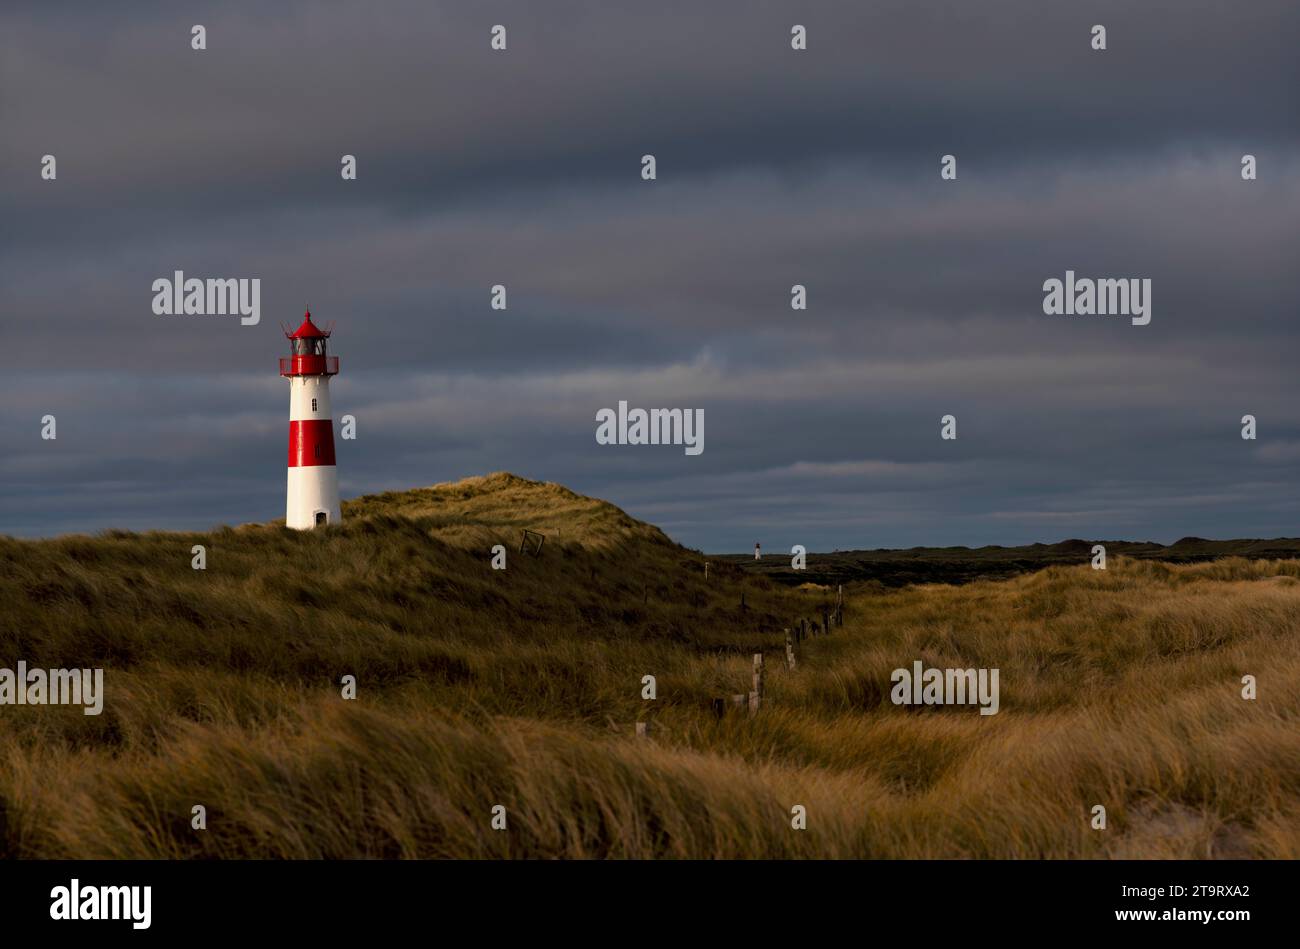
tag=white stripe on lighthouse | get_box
[286,466,340,529]
[288,375,333,422]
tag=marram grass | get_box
[1,473,1297,858]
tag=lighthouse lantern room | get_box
[280,310,341,529]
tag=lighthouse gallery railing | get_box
[279,356,339,376]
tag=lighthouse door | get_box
[314,511,328,527]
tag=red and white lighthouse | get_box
[279,310,341,529]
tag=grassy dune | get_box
[1,473,1297,858]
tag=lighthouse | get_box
[280,310,341,529]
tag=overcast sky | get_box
[1,0,1297,551]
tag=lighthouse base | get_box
[286,467,342,530]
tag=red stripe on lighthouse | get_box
[288,420,336,467]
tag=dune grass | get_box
[1,473,1297,858]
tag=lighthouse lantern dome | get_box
[288,310,330,354]
[280,310,338,377]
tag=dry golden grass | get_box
[1,472,1297,858]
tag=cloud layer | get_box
[2,1,1297,549]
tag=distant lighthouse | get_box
[280,310,341,529]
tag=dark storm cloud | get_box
[1,0,1297,547]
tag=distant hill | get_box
[0,471,797,661]
[726,536,1300,587]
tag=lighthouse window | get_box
[311,398,318,412]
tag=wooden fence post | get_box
[822,606,830,636]
[837,584,844,626]
[749,652,764,714]
[635,722,649,738]
[785,629,796,671]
